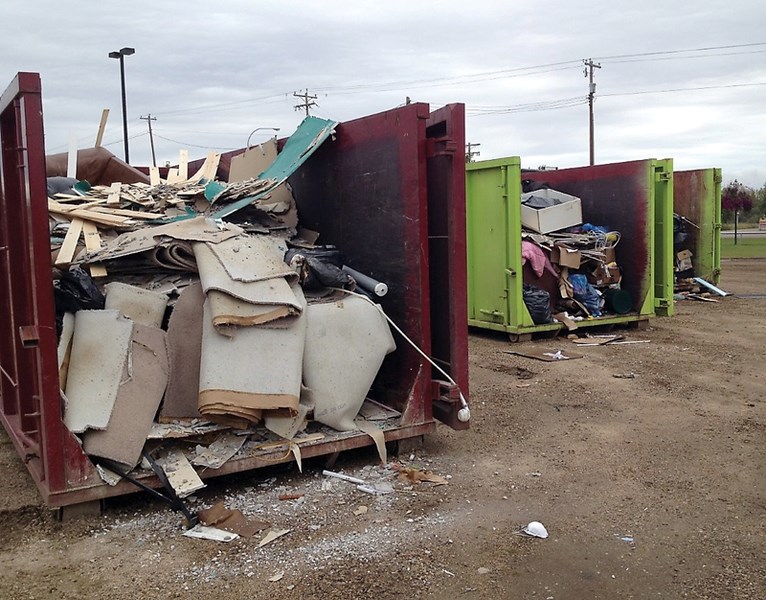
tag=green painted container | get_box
[672,168,722,284]
[466,157,674,339]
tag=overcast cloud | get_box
[2,1,764,187]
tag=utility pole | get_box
[293,89,318,116]
[584,58,602,166]
[140,114,157,167]
[466,142,481,163]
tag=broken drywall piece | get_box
[161,282,204,421]
[84,324,169,468]
[228,138,278,182]
[183,524,239,543]
[155,448,205,498]
[304,296,396,431]
[357,399,402,421]
[194,235,297,286]
[192,432,247,469]
[64,310,133,433]
[264,398,312,440]
[147,420,229,439]
[95,464,121,487]
[104,281,168,328]
[84,216,243,264]
[258,528,291,548]
[197,500,269,537]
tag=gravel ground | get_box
[0,259,763,600]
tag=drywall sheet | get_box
[264,398,312,440]
[192,432,247,469]
[195,235,296,285]
[86,216,243,263]
[198,286,307,421]
[304,296,396,431]
[155,448,205,498]
[104,281,168,328]
[228,139,278,182]
[83,324,169,468]
[161,282,204,421]
[64,310,133,433]
[213,116,338,219]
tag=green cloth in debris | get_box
[212,116,338,219]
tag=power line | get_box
[600,81,766,98]
[594,41,766,61]
[152,132,239,150]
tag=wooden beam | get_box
[178,149,189,182]
[54,218,84,267]
[67,134,78,179]
[95,109,110,147]
[107,182,122,206]
[48,200,132,227]
[82,221,108,277]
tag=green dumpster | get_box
[466,157,674,340]
[672,168,722,285]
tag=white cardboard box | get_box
[520,189,583,234]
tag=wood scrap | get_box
[54,218,84,267]
[81,221,107,277]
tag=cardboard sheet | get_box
[64,310,133,433]
[84,325,169,468]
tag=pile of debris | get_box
[517,182,626,327]
[50,116,401,495]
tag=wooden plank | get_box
[48,200,131,227]
[178,149,189,182]
[90,206,160,220]
[67,134,78,179]
[149,167,161,187]
[189,151,220,183]
[95,109,110,147]
[54,218,84,267]
[81,221,107,277]
[107,182,122,206]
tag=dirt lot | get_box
[0,259,763,600]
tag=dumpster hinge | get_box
[431,379,469,431]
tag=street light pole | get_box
[246,127,280,150]
[108,47,135,163]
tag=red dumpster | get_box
[0,72,468,509]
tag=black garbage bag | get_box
[284,246,354,292]
[522,284,553,324]
[673,214,689,251]
[53,266,105,336]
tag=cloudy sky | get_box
[2,1,765,188]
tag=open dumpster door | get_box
[425,104,469,430]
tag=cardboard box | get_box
[551,245,582,268]
[676,249,693,271]
[520,189,583,234]
[588,262,621,286]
